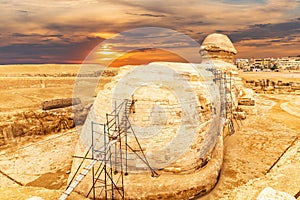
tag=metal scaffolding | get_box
[59,99,158,200]
[212,69,238,135]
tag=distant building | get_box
[252,58,275,69]
[235,58,249,70]
[276,56,300,70]
[237,56,300,71]
[252,68,261,72]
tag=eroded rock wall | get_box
[0,105,89,147]
[245,79,300,95]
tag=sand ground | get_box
[0,66,299,199]
[239,71,300,82]
[200,94,300,199]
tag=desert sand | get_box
[0,65,299,199]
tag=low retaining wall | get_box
[0,105,89,147]
[245,79,300,95]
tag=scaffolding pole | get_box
[60,99,158,200]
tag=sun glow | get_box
[97,44,123,63]
[98,51,115,55]
[91,32,116,39]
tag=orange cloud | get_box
[108,48,188,67]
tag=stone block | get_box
[238,98,255,106]
[238,105,257,115]
[291,86,300,90]
[233,111,246,120]
[42,97,81,110]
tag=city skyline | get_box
[0,0,299,65]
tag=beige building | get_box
[277,57,300,70]
[236,58,249,70]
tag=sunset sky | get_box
[0,0,299,65]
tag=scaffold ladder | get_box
[58,138,116,200]
[59,99,158,200]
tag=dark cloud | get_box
[45,23,94,33]
[44,21,129,34]
[249,23,271,28]
[189,21,206,25]
[107,0,174,15]
[17,10,29,14]
[215,30,227,33]
[126,12,166,18]
[219,0,266,4]
[0,36,104,64]
[11,33,64,38]
[239,42,271,47]
[227,19,300,42]
[270,39,283,42]
[134,48,155,52]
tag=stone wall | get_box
[0,104,89,147]
[245,79,300,95]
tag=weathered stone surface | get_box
[200,33,237,64]
[70,61,225,199]
[0,103,89,147]
[244,79,300,95]
[42,98,81,110]
[233,111,246,120]
[201,33,237,54]
[68,33,252,199]
[257,187,296,200]
[238,98,255,106]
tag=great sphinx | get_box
[61,31,247,200]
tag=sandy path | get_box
[225,138,300,199]
[0,129,79,188]
[280,96,300,118]
[199,94,300,199]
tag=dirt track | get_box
[200,94,300,199]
